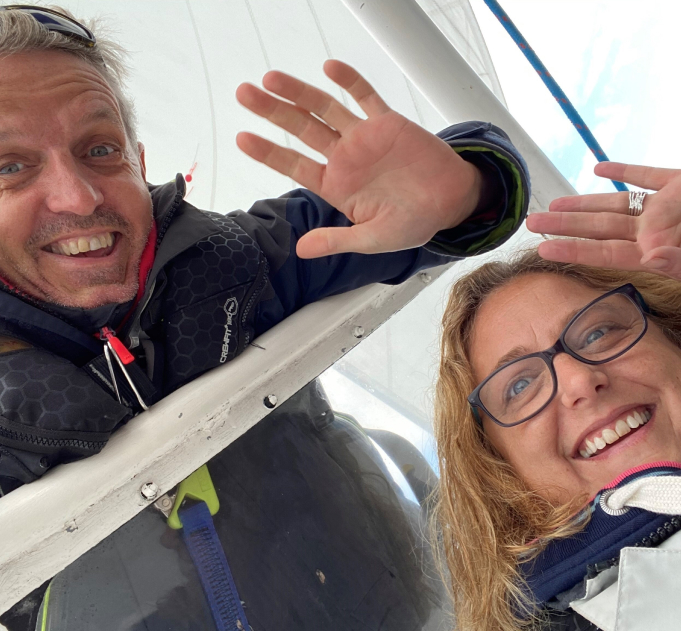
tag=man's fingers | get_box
[261,70,357,133]
[537,238,643,270]
[527,211,637,241]
[236,132,323,192]
[236,82,340,157]
[296,225,380,258]
[594,162,681,191]
[549,192,632,214]
[323,60,390,118]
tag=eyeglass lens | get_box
[479,292,645,426]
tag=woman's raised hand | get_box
[527,162,681,280]
[236,60,482,259]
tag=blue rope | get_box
[482,0,627,192]
[180,501,250,631]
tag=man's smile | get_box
[44,230,117,258]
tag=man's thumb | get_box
[296,226,378,259]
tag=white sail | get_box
[417,0,507,105]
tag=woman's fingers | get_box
[261,69,358,133]
[236,132,323,192]
[537,238,643,271]
[549,191,633,214]
[236,83,340,157]
[640,246,681,279]
[594,162,681,191]
[527,211,637,241]
[323,60,390,118]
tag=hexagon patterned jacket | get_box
[0,121,530,494]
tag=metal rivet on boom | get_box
[140,482,159,501]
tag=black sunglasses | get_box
[0,5,96,47]
[468,283,650,429]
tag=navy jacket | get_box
[0,121,529,494]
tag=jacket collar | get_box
[147,174,221,279]
[521,463,681,606]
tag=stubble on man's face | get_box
[0,50,153,309]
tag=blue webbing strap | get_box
[482,0,628,192]
[179,501,250,631]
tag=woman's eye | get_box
[0,162,24,175]
[510,377,531,397]
[585,329,605,345]
[89,145,115,158]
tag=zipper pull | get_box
[100,327,135,365]
[99,327,149,412]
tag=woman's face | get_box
[470,273,681,501]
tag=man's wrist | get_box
[443,156,502,230]
[466,152,506,219]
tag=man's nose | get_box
[555,353,609,409]
[43,155,104,215]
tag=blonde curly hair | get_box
[433,248,681,630]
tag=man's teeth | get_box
[49,232,114,256]
[579,409,651,459]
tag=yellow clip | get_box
[167,464,220,530]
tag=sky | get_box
[469,0,680,195]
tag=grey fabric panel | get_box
[615,547,681,631]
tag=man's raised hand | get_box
[236,60,482,259]
[526,163,681,280]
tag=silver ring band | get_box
[628,191,647,216]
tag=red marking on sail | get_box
[185,161,198,183]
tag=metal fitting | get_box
[140,482,159,501]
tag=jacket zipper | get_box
[585,515,681,578]
[125,278,157,350]
[239,256,269,348]
[0,425,106,452]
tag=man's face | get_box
[0,50,153,309]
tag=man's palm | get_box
[236,60,480,258]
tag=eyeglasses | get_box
[468,284,649,428]
[0,5,96,48]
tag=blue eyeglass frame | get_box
[467,283,649,429]
[0,5,96,47]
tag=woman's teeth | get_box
[49,232,114,256]
[579,409,651,459]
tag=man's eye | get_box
[0,163,24,175]
[89,145,115,158]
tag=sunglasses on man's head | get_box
[0,5,96,47]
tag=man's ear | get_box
[137,142,147,181]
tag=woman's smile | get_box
[573,405,652,460]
